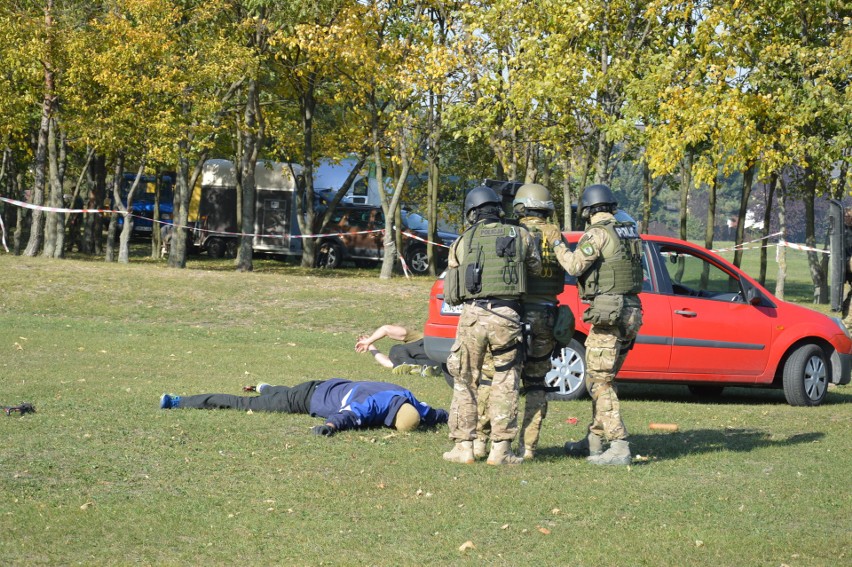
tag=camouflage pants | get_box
[586,306,643,442]
[447,303,523,442]
[519,305,557,452]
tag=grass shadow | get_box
[536,429,825,462]
[630,428,825,461]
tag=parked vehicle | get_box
[115,173,174,235]
[423,232,852,406]
[188,159,304,258]
[315,203,458,274]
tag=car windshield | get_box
[402,211,429,231]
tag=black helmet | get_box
[464,185,501,217]
[581,184,617,211]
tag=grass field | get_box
[1,245,850,566]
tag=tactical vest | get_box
[457,221,527,300]
[578,219,643,298]
[522,220,564,300]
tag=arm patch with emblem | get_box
[578,236,596,257]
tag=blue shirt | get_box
[309,378,448,431]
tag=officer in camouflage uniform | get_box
[443,185,541,465]
[512,183,566,460]
[544,184,643,466]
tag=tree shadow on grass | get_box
[536,429,824,462]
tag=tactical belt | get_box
[469,298,523,314]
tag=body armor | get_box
[457,221,527,300]
[578,219,643,299]
[522,220,564,300]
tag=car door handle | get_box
[674,309,697,318]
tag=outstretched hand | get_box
[355,335,372,353]
[311,424,335,437]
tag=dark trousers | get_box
[180,381,322,413]
[389,339,436,366]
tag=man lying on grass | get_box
[160,378,448,436]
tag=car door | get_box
[617,240,672,374]
[652,241,772,378]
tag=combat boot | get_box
[473,438,489,459]
[517,443,535,460]
[486,440,524,465]
[587,439,631,466]
[443,441,475,464]
[564,433,603,458]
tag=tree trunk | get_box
[701,173,718,289]
[758,173,777,286]
[426,88,442,276]
[678,152,692,242]
[44,117,66,258]
[169,149,192,268]
[236,79,260,272]
[732,164,755,268]
[802,169,826,303]
[82,154,106,255]
[118,161,146,264]
[24,0,55,257]
[104,156,124,263]
[774,177,787,299]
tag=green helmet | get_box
[513,183,554,215]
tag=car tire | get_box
[545,338,589,401]
[688,385,725,399]
[316,241,342,269]
[405,247,430,275]
[783,343,829,406]
[206,237,226,259]
[225,239,238,259]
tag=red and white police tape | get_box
[0,196,451,252]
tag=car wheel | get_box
[545,339,588,401]
[316,241,342,269]
[206,237,226,259]
[688,385,725,399]
[225,239,238,258]
[405,247,430,274]
[783,343,829,406]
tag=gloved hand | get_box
[311,424,335,437]
[543,225,563,245]
[434,409,449,424]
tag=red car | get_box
[423,232,852,406]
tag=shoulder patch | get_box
[580,242,595,256]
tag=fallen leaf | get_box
[80,502,94,510]
[501,524,509,530]
[459,541,475,552]
[566,417,578,425]
[695,540,704,547]
[551,508,561,515]
[537,527,551,535]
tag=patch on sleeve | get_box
[580,243,595,256]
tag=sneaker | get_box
[421,365,443,378]
[256,383,271,394]
[392,363,418,376]
[160,394,181,409]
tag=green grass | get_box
[1,248,850,566]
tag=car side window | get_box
[656,244,743,301]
